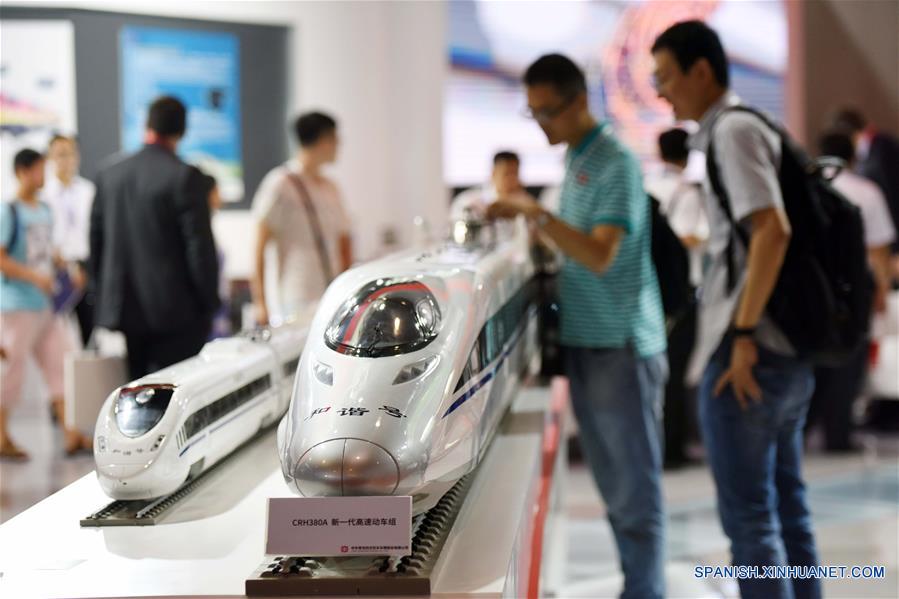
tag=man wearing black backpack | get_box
[652,21,823,599]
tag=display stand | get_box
[0,385,566,598]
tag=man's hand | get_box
[31,272,55,297]
[486,195,541,221]
[714,337,762,410]
[71,265,87,291]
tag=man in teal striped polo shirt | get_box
[488,54,668,599]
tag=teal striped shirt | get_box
[557,124,667,357]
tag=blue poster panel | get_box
[120,26,243,201]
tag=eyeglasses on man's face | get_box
[522,93,579,123]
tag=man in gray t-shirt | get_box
[652,21,821,599]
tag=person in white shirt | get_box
[252,112,352,326]
[449,151,538,251]
[644,128,709,288]
[42,134,95,344]
[820,130,895,309]
[807,129,897,452]
[450,151,536,221]
[645,128,709,468]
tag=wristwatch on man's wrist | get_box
[732,325,757,339]
[533,210,552,228]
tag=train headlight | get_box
[114,385,175,438]
[313,361,334,386]
[393,355,438,385]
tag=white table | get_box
[0,388,562,598]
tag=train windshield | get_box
[115,385,175,438]
[325,279,441,357]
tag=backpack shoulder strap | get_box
[3,202,19,252]
[706,105,775,293]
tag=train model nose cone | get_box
[293,439,399,497]
[293,439,344,497]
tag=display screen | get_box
[445,0,786,186]
[120,26,244,201]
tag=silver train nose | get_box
[293,438,400,497]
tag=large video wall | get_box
[445,0,787,187]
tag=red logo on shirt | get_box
[576,172,589,185]
[340,545,349,553]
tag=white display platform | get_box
[0,386,565,598]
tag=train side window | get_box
[477,328,489,366]
[183,416,195,439]
[468,338,482,375]
[480,321,490,363]
[454,362,472,393]
[185,414,199,438]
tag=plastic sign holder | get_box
[265,496,412,557]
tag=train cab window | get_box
[115,385,175,438]
[326,279,441,357]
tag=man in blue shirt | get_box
[489,54,668,599]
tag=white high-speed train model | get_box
[278,218,539,514]
[94,321,310,500]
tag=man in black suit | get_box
[834,108,899,254]
[89,96,219,378]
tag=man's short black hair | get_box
[831,108,867,133]
[523,54,587,98]
[147,96,187,137]
[652,20,730,88]
[658,128,690,163]
[818,129,856,163]
[14,148,44,172]
[493,151,520,166]
[294,111,337,147]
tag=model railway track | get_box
[245,472,475,596]
[81,426,275,527]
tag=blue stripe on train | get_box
[442,309,533,418]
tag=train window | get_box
[468,338,482,375]
[325,279,442,357]
[454,362,472,393]
[283,358,300,377]
[115,385,175,438]
[478,329,490,367]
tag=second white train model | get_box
[93,321,311,500]
[278,219,539,514]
